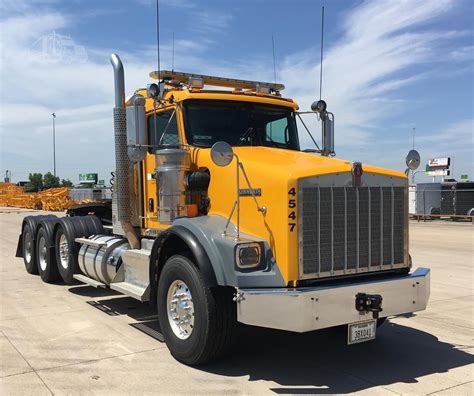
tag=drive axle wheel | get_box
[36,227,61,283]
[20,215,58,275]
[157,254,236,366]
[22,224,37,274]
[54,226,76,284]
[54,216,104,284]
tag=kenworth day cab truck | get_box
[16,54,430,365]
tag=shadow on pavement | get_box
[69,286,474,394]
[205,322,474,394]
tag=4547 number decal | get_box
[288,187,296,232]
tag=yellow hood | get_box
[231,146,407,180]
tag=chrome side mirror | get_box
[311,100,335,157]
[322,114,334,156]
[126,94,147,162]
[405,149,421,170]
[211,141,234,167]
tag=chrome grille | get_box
[300,182,407,279]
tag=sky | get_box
[0,0,473,184]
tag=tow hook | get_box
[355,293,383,319]
[233,291,245,303]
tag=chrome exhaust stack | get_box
[110,53,140,249]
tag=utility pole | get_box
[51,113,56,177]
[4,170,11,183]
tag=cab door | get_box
[142,108,180,231]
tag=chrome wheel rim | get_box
[166,280,194,340]
[24,230,32,263]
[38,236,48,271]
[58,234,69,269]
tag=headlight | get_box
[235,242,264,270]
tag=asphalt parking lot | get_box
[1,207,473,395]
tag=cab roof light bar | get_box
[149,69,285,92]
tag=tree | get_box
[43,172,60,189]
[25,173,43,192]
[61,179,73,187]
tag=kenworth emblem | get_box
[239,188,262,196]
[352,162,363,187]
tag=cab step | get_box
[110,249,151,302]
[110,282,148,301]
[73,274,106,288]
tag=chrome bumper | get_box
[236,267,430,332]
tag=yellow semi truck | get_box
[16,54,430,365]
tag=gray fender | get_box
[150,224,219,287]
[172,216,286,288]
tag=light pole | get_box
[51,113,56,177]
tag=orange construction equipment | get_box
[0,183,78,211]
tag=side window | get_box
[265,117,288,145]
[148,110,179,153]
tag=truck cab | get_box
[17,54,430,366]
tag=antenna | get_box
[155,0,161,80]
[319,6,325,100]
[172,31,175,72]
[271,35,277,84]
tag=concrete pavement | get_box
[1,207,473,395]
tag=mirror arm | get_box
[221,153,267,241]
[223,199,238,237]
[296,113,321,152]
[222,153,241,240]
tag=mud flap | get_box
[16,233,23,258]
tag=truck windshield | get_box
[183,100,299,150]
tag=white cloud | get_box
[0,0,472,184]
[450,45,474,61]
[280,0,462,150]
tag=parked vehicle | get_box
[17,54,430,365]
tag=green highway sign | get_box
[79,173,98,184]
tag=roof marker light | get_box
[256,84,271,95]
[188,76,204,89]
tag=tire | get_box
[54,216,104,284]
[157,254,236,365]
[20,215,57,274]
[22,223,38,274]
[54,225,76,284]
[36,226,61,283]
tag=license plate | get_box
[348,320,377,345]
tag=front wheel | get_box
[157,254,236,365]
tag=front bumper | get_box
[236,267,430,332]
